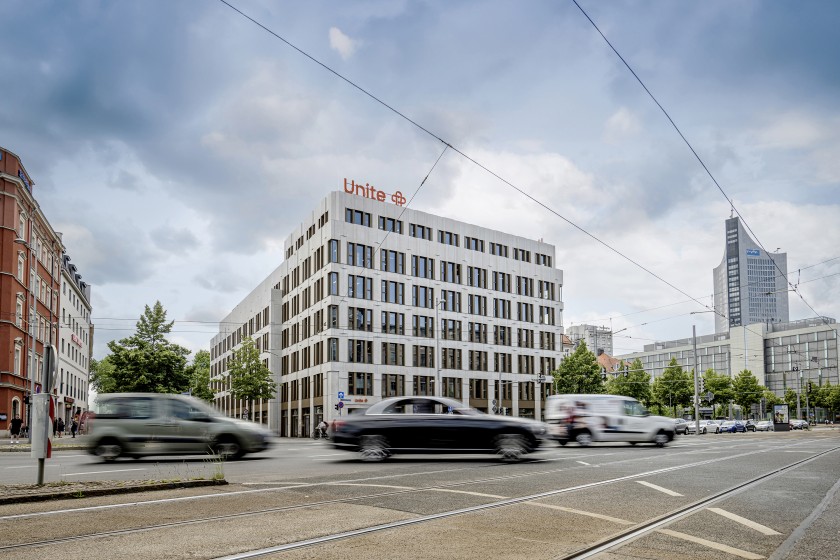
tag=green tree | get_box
[702,369,733,407]
[731,370,763,416]
[228,336,276,420]
[762,390,782,417]
[90,357,117,394]
[186,349,214,402]
[551,342,604,394]
[652,358,693,417]
[784,388,799,415]
[606,359,651,405]
[101,302,191,393]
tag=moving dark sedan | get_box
[719,420,746,433]
[331,396,548,462]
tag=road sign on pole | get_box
[338,391,345,399]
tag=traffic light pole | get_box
[692,325,700,436]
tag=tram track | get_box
[2,438,835,558]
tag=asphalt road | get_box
[2,430,839,560]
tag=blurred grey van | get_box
[88,393,273,461]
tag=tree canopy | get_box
[228,336,276,419]
[551,342,604,395]
[731,370,763,414]
[187,349,214,402]
[92,301,191,394]
[605,358,651,405]
[652,358,693,417]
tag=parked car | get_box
[673,418,689,435]
[689,420,721,434]
[743,420,757,432]
[331,396,549,462]
[790,419,810,430]
[755,421,774,431]
[88,393,273,461]
[719,420,746,433]
[544,394,675,447]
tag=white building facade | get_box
[57,254,93,426]
[211,188,565,436]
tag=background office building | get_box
[567,324,613,356]
[713,216,789,333]
[211,189,565,436]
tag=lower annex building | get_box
[211,187,565,437]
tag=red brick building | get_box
[0,147,64,436]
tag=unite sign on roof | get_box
[344,178,406,206]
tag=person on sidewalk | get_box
[71,415,79,438]
[9,415,23,444]
[56,417,64,438]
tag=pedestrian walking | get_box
[9,414,23,444]
[56,417,65,438]
[71,415,79,438]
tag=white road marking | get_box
[427,489,507,498]
[61,468,147,477]
[307,453,346,458]
[636,481,683,496]
[576,461,590,466]
[658,529,764,559]
[708,507,781,535]
[527,502,634,525]
[326,483,415,490]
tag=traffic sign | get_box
[706,391,714,401]
[337,401,344,409]
[338,391,345,399]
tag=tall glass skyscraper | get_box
[713,216,789,332]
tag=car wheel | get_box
[557,439,568,446]
[495,433,529,462]
[94,438,123,462]
[654,431,669,447]
[358,434,390,462]
[575,430,593,447]
[629,441,638,446]
[701,428,706,434]
[213,435,244,460]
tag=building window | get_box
[413,376,435,396]
[413,345,435,368]
[345,208,371,227]
[382,311,405,335]
[348,275,373,300]
[381,280,405,304]
[440,261,461,284]
[348,307,373,332]
[441,319,461,341]
[378,216,403,234]
[328,338,339,361]
[328,239,340,263]
[348,372,373,395]
[442,377,462,399]
[438,230,459,246]
[381,374,405,397]
[411,256,434,279]
[441,348,462,370]
[381,343,405,366]
[409,223,432,241]
[347,243,373,268]
[348,339,373,363]
[441,290,460,312]
[412,315,434,338]
[17,253,25,283]
[412,285,434,308]
[329,272,339,295]
[380,250,405,274]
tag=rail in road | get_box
[2,433,839,559]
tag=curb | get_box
[1,445,91,453]
[0,479,228,506]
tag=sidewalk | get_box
[0,433,92,452]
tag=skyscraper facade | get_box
[713,216,789,333]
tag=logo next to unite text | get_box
[344,178,406,206]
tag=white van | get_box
[545,394,675,447]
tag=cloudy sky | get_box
[3,0,839,361]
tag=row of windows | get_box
[343,208,553,266]
[287,211,330,259]
[280,375,553,400]
[280,337,557,375]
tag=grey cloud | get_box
[150,226,200,254]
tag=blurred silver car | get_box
[686,419,722,434]
[88,393,273,461]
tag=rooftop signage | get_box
[18,169,31,192]
[344,178,406,206]
[746,249,761,256]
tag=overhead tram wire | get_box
[216,0,721,323]
[571,0,836,335]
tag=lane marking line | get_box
[707,508,781,535]
[658,529,764,559]
[527,502,634,525]
[326,483,415,490]
[427,489,507,498]
[576,461,590,466]
[307,454,346,458]
[636,481,683,496]
[61,468,147,477]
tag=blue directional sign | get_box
[338,391,345,399]
[746,249,760,256]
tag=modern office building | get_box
[57,254,93,426]
[617,318,838,413]
[567,324,613,356]
[0,147,64,436]
[211,187,565,436]
[713,216,789,332]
